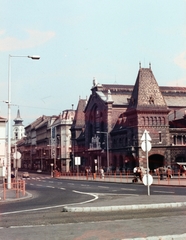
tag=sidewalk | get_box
[0,185,32,203]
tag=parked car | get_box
[22,172,30,178]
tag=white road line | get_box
[121,188,137,191]
[59,188,66,190]
[98,186,109,189]
[10,225,45,228]
[36,184,42,187]
[81,184,90,187]
[153,190,175,194]
[0,191,98,216]
[46,186,55,188]
[68,183,74,185]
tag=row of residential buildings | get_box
[1,64,186,175]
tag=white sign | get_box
[13,151,21,159]
[141,129,151,141]
[75,157,81,165]
[142,174,153,186]
[141,141,152,152]
[13,159,21,168]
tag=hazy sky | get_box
[0,0,186,126]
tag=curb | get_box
[63,201,186,212]
[0,191,32,202]
[122,233,186,240]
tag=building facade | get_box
[71,65,186,174]
[0,116,7,179]
[14,65,186,174]
[18,108,75,173]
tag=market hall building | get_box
[71,64,186,173]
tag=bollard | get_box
[23,180,25,196]
[126,171,128,183]
[3,181,6,200]
[157,173,160,184]
[167,175,170,185]
[178,171,180,185]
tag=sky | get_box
[0,0,186,127]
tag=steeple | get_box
[127,66,168,112]
[12,109,25,142]
[14,109,23,126]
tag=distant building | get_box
[20,108,75,172]
[0,116,7,172]
[71,65,186,173]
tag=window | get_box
[159,132,162,143]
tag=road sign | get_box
[13,151,21,159]
[142,174,153,186]
[141,129,151,141]
[141,141,152,152]
[75,157,81,165]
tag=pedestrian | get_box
[132,166,138,182]
[159,167,164,180]
[100,167,104,179]
[166,166,172,179]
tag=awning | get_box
[176,162,186,166]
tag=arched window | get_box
[154,117,157,126]
[146,117,149,126]
[150,117,153,126]
[142,117,145,126]
[162,117,165,125]
[158,117,161,126]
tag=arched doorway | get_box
[149,154,164,170]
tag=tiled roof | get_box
[94,67,186,109]
[72,99,87,128]
[128,68,168,111]
[0,116,7,122]
[169,108,186,121]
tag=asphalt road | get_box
[0,174,186,239]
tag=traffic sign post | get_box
[13,147,22,180]
[141,130,152,196]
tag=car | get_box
[22,172,30,178]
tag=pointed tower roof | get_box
[127,66,169,112]
[14,109,23,126]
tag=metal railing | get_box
[3,179,26,200]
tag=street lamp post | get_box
[7,55,40,189]
[96,131,109,173]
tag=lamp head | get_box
[28,55,40,60]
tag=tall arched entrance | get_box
[149,154,164,170]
